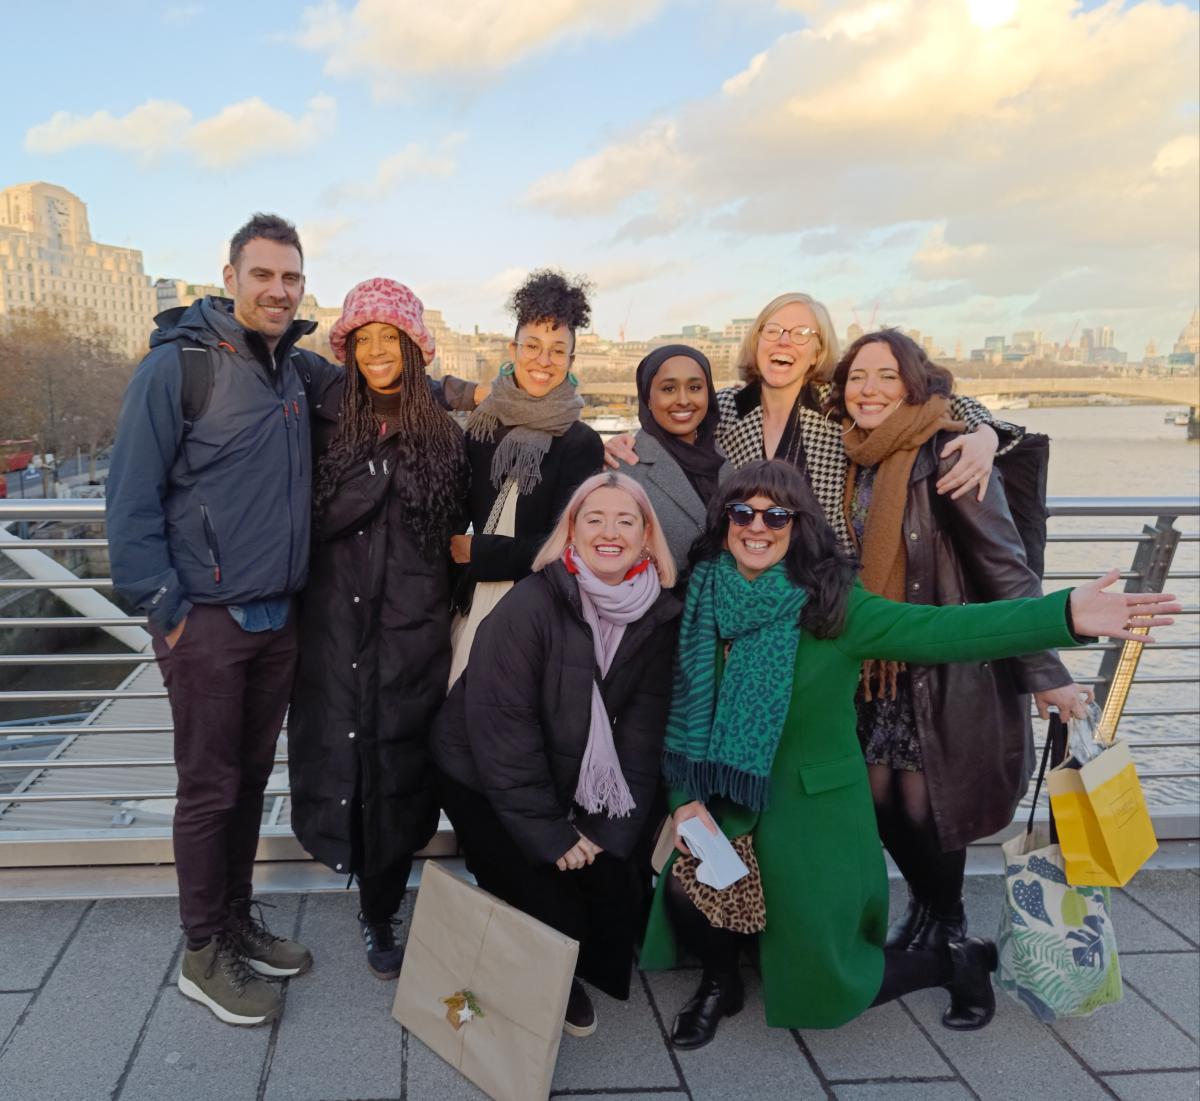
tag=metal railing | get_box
[0,497,1196,869]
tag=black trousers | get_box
[438,771,645,1000]
[152,604,297,946]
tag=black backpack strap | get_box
[178,344,214,436]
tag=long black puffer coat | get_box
[288,399,464,880]
[432,560,681,865]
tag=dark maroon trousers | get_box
[152,603,298,945]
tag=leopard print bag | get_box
[670,834,766,934]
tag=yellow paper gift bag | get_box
[1047,738,1157,887]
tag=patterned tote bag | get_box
[995,727,1123,1022]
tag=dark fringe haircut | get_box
[312,331,467,561]
[686,460,857,638]
[229,213,303,268]
[824,328,955,419]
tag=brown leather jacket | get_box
[899,431,1070,850]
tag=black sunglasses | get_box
[725,502,800,530]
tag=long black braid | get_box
[312,331,467,561]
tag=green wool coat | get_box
[640,583,1079,1029]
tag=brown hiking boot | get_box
[178,932,281,1027]
[228,897,313,978]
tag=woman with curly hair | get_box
[447,268,604,685]
[288,278,467,979]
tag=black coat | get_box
[432,561,681,865]
[288,400,463,879]
[900,431,1071,850]
[463,419,604,586]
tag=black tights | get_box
[663,872,952,1008]
[869,765,965,914]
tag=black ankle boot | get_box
[885,892,929,950]
[942,938,998,1031]
[670,967,744,1050]
[909,900,967,951]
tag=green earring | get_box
[567,371,579,386]
[499,362,515,377]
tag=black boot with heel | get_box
[670,966,744,1050]
[942,937,998,1030]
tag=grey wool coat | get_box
[619,430,731,577]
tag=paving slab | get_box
[1103,1070,1200,1101]
[1120,952,1200,1040]
[263,893,404,1101]
[644,969,825,1100]
[1122,872,1200,946]
[902,987,1103,1100]
[554,1095,689,1100]
[1052,982,1199,1072]
[1109,889,1193,952]
[799,1000,952,1081]
[118,894,301,1101]
[0,897,180,1101]
[834,1082,972,1101]
[551,974,679,1092]
[405,1031,491,1100]
[0,992,31,1055]
[0,898,88,989]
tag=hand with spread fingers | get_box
[1069,569,1181,643]
[936,424,999,501]
[603,432,638,470]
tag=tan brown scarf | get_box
[841,396,963,699]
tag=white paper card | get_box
[678,818,750,890]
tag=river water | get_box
[1013,405,1198,810]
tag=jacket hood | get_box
[150,295,316,354]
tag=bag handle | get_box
[1026,715,1068,841]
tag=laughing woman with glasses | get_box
[638,459,1178,1048]
[447,269,604,686]
[607,292,1023,552]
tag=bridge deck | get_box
[0,869,1195,1101]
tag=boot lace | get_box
[230,898,282,953]
[359,912,400,953]
[208,930,260,993]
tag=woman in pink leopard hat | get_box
[288,278,468,980]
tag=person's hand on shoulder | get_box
[603,433,638,470]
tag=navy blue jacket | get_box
[106,297,341,631]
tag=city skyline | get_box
[1,1,1196,361]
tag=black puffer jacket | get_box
[433,561,681,865]
[288,395,464,879]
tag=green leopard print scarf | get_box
[663,553,807,811]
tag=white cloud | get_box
[163,4,202,25]
[526,0,1200,334]
[294,0,666,94]
[325,135,462,203]
[25,96,336,169]
[24,101,192,161]
[298,218,351,262]
[187,95,336,169]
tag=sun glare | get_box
[968,0,1019,30]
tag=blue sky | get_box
[4,0,1198,355]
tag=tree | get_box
[0,306,136,472]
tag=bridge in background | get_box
[580,376,1200,406]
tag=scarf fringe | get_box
[574,763,635,818]
[661,750,771,813]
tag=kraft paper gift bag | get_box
[391,861,579,1101]
[1047,738,1157,888]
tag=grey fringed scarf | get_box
[466,369,583,493]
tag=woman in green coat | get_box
[639,460,1177,1048]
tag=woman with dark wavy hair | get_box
[638,459,1175,1048]
[827,329,1087,1025]
[288,278,467,980]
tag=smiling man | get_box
[106,214,341,1028]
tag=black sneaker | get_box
[564,978,597,1037]
[358,913,404,980]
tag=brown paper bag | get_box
[392,861,579,1101]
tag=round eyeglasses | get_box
[517,338,572,367]
[760,323,821,346]
[725,502,800,530]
